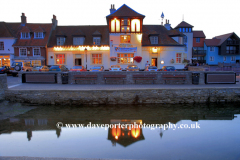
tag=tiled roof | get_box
[33,26,45,32]
[106,4,145,18]
[142,25,184,46]
[168,29,185,37]
[204,39,221,46]
[175,21,193,28]
[48,25,109,47]
[0,22,14,37]
[193,31,205,38]
[20,26,32,32]
[6,23,53,47]
[213,32,234,45]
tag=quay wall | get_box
[0,74,7,101]
[5,88,240,105]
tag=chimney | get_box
[110,4,116,14]
[52,15,58,30]
[21,13,27,26]
[164,19,171,30]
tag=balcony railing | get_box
[192,49,206,56]
[227,40,239,45]
[226,50,239,54]
[192,60,206,64]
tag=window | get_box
[210,47,215,52]
[183,36,188,43]
[186,28,188,32]
[19,48,27,57]
[175,53,182,63]
[93,37,101,45]
[182,28,185,32]
[33,48,40,56]
[92,54,102,64]
[209,56,214,61]
[55,54,65,64]
[121,26,130,32]
[227,46,236,54]
[189,28,192,32]
[179,28,182,32]
[120,35,131,43]
[196,38,200,43]
[21,32,30,39]
[31,60,41,67]
[231,56,236,61]
[34,32,44,38]
[0,42,4,50]
[111,19,120,32]
[150,36,158,44]
[57,37,65,46]
[73,37,85,45]
[223,56,227,61]
[178,37,183,44]
[131,19,140,32]
[117,53,134,64]
[121,19,130,26]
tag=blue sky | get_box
[1,0,240,39]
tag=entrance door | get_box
[151,58,157,67]
[75,59,82,65]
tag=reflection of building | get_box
[108,119,145,147]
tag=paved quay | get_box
[0,157,131,160]
[7,76,240,90]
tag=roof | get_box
[205,32,238,46]
[204,39,221,46]
[168,29,185,37]
[142,25,185,46]
[213,32,234,45]
[175,21,194,29]
[106,4,145,18]
[0,22,15,37]
[6,23,53,47]
[193,31,205,38]
[48,25,109,47]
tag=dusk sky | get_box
[1,0,240,39]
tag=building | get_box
[192,31,206,64]
[48,4,188,70]
[204,32,240,65]
[5,13,53,67]
[0,22,16,66]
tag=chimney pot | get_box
[113,4,115,9]
[21,13,27,26]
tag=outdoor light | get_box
[152,47,157,53]
[161,60,164,64]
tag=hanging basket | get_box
[110,57,117,61]
[182,59,190,64]
[170,59,174,63]
[133,56,142,63]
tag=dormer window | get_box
[34,32,44,39]
[150,36,158,44]
[93,37,101,45]
[21,32,30,39]
[73,37,85,45]
[57,37,65,46]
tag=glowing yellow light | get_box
[161,60,164,64]
[4,59,6,60]
[53,46,110,51]
[115,136,118,139]
[152,47,157,53]
[137,34,142,42]
[57,59,59,61]
[131,19,140,32]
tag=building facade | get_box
[192,31,206,64]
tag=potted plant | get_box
[110,57,117,61]
[170,59,174,63]
[133,56,142,63]
[182,59,190,64]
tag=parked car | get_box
[32,66,42,71]
[0,66,10,74]
[89,66,104,72]
[39,66,50,72]
[10,62,33,76]
[49,66,61,71]
[109,65,122,71]
[145,66,158,71]
[60,65,68,71]
[126,65,139,71]
[161,66,176,71]
[69,66,87,72]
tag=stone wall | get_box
[5,88,240,105]
[0,74,8,101]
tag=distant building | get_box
[192,31,206,64]
[204,32,240,65]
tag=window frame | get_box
[117,53,134,64]
[120,35,131,43]
[73,37,85,45]
[223,56,227,62]
[210,47,215,52]
[57,37,65,46]
[209,56,214,61]
[21,32,30,39]
[0,42,4,50]
[91,53,102,65]
[19,48,27,57]
[175,53,182,64]
[55,54,66,65]
[150,36,158,45]
[33,48,41,56]
[93,37,101,45]
[196,38,200,43]
[34,32,44,39]
[231,56,236,61]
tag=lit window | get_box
[182,28,185,32]
[92,54,102,64]
[73,37,85,45]
[33,48,40,56]
[121,19,130,26]
[131,19,140,32]
[19,48,27,57]
[0,42,4,50]
[21,32,30,39]
[179,28,182,32]
[121,26,130,32]
[210,47,214,52]
[189,28,192,32]
[120,35,131,43]
[34,32,44,38]
[196,38,200,43]
[117,53,134,64]
[31,60,41,67]
[231,56,236,61]
[111,19,120,32]
[150,36,158,44]
[210,56,214,61]
[93,37,101,45]
[56,54,65,64]
[176,53,182,63]
[186,28,188,32]
[57,37,65,46]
